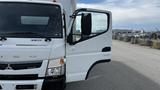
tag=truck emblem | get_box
[5,64,13,70]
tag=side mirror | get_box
[81,13,92,36]
[67,33,73,45]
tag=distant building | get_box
[112,29,151,38]
[112,29,133,37]
[112,29,133,34]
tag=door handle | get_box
[102,47,111,52]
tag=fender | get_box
[85,59,111,80]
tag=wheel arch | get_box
[85,59,111,80]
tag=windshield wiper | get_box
[2,32,51,42]
[0,36,7,41]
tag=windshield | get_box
[0,2,63,38]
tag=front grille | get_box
[0,64,7,70]
[0,61,42,70]
[0,74,38,80]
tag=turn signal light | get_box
[60,58,65,65]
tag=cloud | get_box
[77,0,160,30]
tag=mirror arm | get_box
[70,13,83,18]
[70,15,76,18]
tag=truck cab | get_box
[0,0,112,90]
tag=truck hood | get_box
[0,38,65,62]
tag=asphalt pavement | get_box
[66,40,160,90]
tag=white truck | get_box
[0,0,112,90]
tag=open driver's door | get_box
[66,8,112,82]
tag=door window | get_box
[72,11,109,43]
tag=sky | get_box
[77,0,160,31]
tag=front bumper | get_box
[0,75,66,90]
[42,76,66,90]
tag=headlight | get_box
[46,58,65,76]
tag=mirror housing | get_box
[67,33,73,45]
[81,13,92,36]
